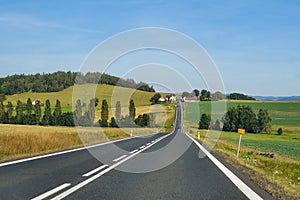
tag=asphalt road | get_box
[0,102,273,200]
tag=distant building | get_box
[32,100,40,105]
[158,97,166,102]
[183,96,199,102]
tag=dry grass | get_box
[0,125,162,163]
[0,124,82,162]
[0,103,176,163]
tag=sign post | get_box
[237,128,245,157]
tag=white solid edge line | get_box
[112,155,127,162]
[0,132,162,168]
[50,132,173,200]
[82,165,108,177]
[185,133,263,200]
[31,183,71,200]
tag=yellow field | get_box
[0,103,176,163]
[0,124,162,163]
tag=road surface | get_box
[0,102,273,200]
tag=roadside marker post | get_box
[197,131,200,140]
[237,129,245,157]
[130,129,133,137]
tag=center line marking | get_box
[50,132,173,200]
[82,165,108,177]
[129,149,138,154]
[113,155,127,162]
[31,183,71,200]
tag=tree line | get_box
[0,98,152,128]
[198,105,272,134]
[0,71,155,95]
[0,98,74,126]
[182,89,256,101]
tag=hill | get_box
[0,71,155,95]
[253,96,300,101]
[4,84,156,112]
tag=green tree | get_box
[58,112,75,126]
[53,99,62,125]
[34,103,42,124]
[200,89,211,101]
[257,109,272,133]
[87,98,95,124]
[222,105,258,133]
[214,119,221,130]
[41,100,51,125]
[110,117,118,128]
[16,100,24,124]
[94,97,99,107]
[100,99,109,127]
[0,94,6,102]
[75,99,82,121]
[228,93,256,100]
[150,93,161,104]
[182,91,193,98]
[6,101,13,122]
[0,101,4,122]
[277,127,283,135]
[25,98,33,115]
[115,101,121,120]
[211,91,226,101]
[193,89,200,97]
[198,114,211,129]
[129,99,136,120]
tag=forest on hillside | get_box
[0,71,155,95]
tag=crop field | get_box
[184,101,300,158]
[186,100,300,126]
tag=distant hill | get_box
[252,96,300,101]
[0,71,155,95]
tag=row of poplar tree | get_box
[0,98,74,126]
[0,98,151,127]
[74,99,151,127]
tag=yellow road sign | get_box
[238,128,245,135]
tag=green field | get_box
[184,100,300,160]
[185,100,300,127]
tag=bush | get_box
[277,128,283,135]
[198,114,211,129]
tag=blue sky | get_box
[0,0,299,96]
